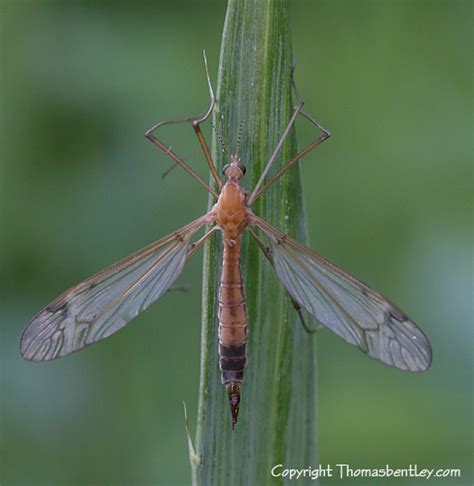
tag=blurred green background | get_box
[1,1,472,485]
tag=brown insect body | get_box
[21,61,432,430]
[214,155,250,427]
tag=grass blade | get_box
[194,1,318,483]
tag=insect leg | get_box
[145,52,221,196]
[248,98,303,205]
[192,52,222,188]
[248,74,331,205]
[168,224,219,291]
[248,228,320,334]
[166,284,191,293]
[186,224,219,262]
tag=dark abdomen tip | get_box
[226,382,241,429]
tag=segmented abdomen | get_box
[218,236,247,382]
[218,235,247,426]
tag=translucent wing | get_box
[253,216,432,371]
[21,215,211,361]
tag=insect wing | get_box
[253,217,432,371]
[20,217,208,361]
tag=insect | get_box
[20,54,432,428]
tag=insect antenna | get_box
[235,120,245,157]
[212,122,228,156]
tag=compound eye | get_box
[238,164,246,175]
[222,163,231,175]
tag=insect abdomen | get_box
[218,236,247,427]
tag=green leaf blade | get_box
[194,1,318,484]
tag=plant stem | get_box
[193,0,318,483]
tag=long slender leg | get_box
[166,225,218,309]
[248,76,331,205]
[186,224,219,262]
[166,284,191,293]
[167,226,218,293]
[145,52,222,196]
[248,100,303,205]
[248,228,320,334]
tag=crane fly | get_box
[20,54,432,428]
